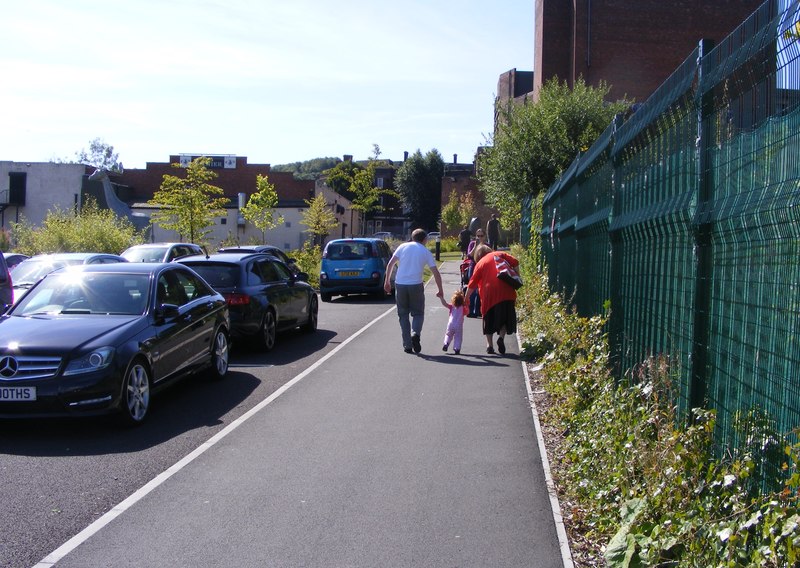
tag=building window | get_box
[285,221,291,228]
[376,177,384,188]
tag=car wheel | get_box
[209,327,230,379]
[302,295,318,333]
[119,359,151,426]
[261,309,277,351]
[320,292,332,302]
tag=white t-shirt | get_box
[392,241,436,285]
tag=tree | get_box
[11,197,145,255]
[324,160,363,198]
[75,138,123,172]
[394,149,444,231]
[301,193,338,246]
[272,157,341,180]
[322,147,398,234]
[441,189,479,233]
[147,156,229,244]
[241,174,284,244]
[478,76,629,223]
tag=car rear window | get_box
[326,242,372,260]
[184,263,239,288]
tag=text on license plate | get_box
[339,271,360,277]
[0,386,37,401]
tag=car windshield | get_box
[326,242,372,260]
[184,264,239,289]
[11,260,75,287]
[12,272,150,316]
[122,247,168,262]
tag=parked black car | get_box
[179,252,317,350]
[217,245,301,276]
[0,263,230,425]
[3,253,29,270]
[0,252,12,312]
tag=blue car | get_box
[319,238,394,302]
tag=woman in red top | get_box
[465,244,519,354]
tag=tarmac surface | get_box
[36,260,571,568]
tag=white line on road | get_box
[33,304,398,568]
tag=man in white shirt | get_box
[384,228,444,353]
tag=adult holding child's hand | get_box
[464,244,519,355]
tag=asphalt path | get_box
[3,261,568,568]
[0,291,390,568]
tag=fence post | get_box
[608,114,625,379]
[689,38,715,412]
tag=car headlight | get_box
[63,347,115,376]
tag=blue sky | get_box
[1,0,534,168]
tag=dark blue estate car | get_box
[0,263,230,425]
[179,252,317,351]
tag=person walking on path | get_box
[465,244,520,354]
[487,214,501,250]
[439,289,468,354]
[384,228,444,353]
[457,226,472,259]
[465,229,487,317]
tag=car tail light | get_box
[224,292,250,306]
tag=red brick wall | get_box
[535,0,764,103]
[118,156,314,204]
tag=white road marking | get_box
[33,304,398,568]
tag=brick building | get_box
[115,154,319,250]
[528,0,765,104]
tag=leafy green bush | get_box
[291,244,321,289]
[11,198,145,255]
[515,245,800,567]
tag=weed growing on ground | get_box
[514,245,800,567]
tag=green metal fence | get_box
[541,0,800,462]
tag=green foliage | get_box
[290,244,321,289]
[425,235,459,254]
[148,156,230,245]
[395,149,444,231]
[0,228,11,252]
[324,160,364,198]
[241,174,283,243]
[272,157,341,180]
[301,193,338,246]
[323,149,398,232]
[479,77,629,222]
[440,190,476,233]
[516,245,800,566]
[11,197,145,254]
[75,138,123,172]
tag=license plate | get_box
[339,271,360,277]
[0,386,37,401]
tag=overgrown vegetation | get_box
[290,244,322,289]
[514,245,800,567]
[479,77,629,224]
[11,198,145,255]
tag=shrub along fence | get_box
[539,0,800,477]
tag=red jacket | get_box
[467,251,519,316]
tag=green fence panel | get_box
[539,0,800,475]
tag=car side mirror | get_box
[294,272,309,283]
[154,303,180,322]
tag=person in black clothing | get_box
[457,227,471,259]
[486,214,501,250]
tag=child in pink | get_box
[440,290,468,354]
